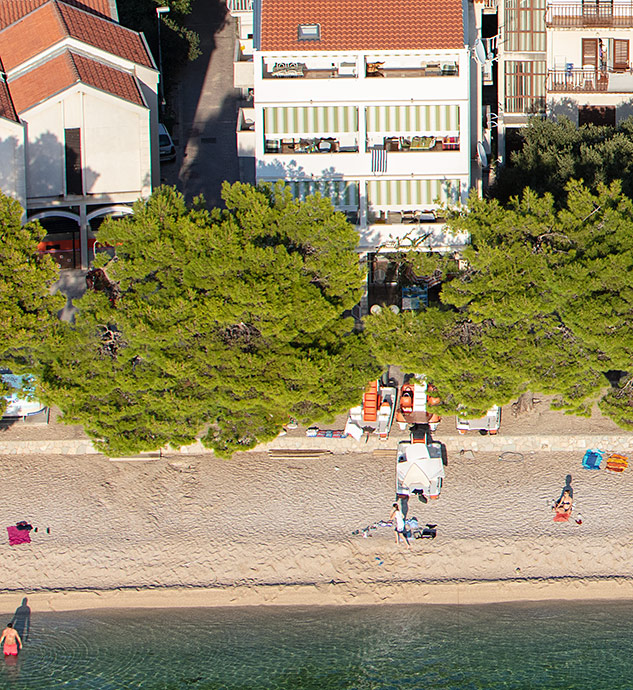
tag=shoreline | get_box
[2,577,633,613]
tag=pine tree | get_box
[36,184,377,456]
[0,191,63,411]
[366,181,633,422]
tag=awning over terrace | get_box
[287,179,360,207]
[367,178,461,206]
[264,106,359,134]
[366,104,460,133]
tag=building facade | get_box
[0,0,159,269]
[232,0,477,256]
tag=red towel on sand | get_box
[7,526,30,545]
[553,513,570,523]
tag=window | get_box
[64,128,82,196]
[505,0,546,52]
[298,23,320,40]
[578,105,615,126]
[582,38,598,68]
[614,39,629,71]
[505,60,546,114]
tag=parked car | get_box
[456,405,501,435]
[158,123,176,162]
[1,372,46,419]
[396,435,445,500]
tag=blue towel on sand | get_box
[582,449,604,470]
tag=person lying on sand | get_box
[553,489,573,522]
[0,623,22,657]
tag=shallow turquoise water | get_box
[0,601,631,689]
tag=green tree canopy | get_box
[492,116,633,206]
[0,191,63,410]
[366,181,633,421]
[36,184,377,456]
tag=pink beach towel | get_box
[7,526,30,546]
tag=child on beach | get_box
[389,503,411,548]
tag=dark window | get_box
[582,38,598,68]
[614,39,629,71]
[65,128,83,195]
[578,105,616,126]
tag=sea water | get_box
[0,601,630,689]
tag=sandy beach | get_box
[0,428,632,614]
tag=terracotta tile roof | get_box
[0,78,18,121]
[8,49,145,112]
[0,0,115,29]
[259,0,464,52]
[0,0,152,72]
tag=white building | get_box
[233,0,476,255]
[0,0,159,269]
[490,0,633,160]
[546,0,633,125]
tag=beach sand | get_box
[0,442,631,615]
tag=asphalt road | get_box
[160,0,242,207]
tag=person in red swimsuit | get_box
[0,623,22,656]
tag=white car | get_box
[396,439,445,500]
[456,405,501,435]
[1,373,46,418]
[158,123,176,162]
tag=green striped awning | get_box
[288,180,360,207]
[366,105,460,133]
[264,106,358,135]
[367,179,460,206]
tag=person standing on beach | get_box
[390,502,410,548]
[0,623,22,657]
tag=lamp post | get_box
[156,6,170,113]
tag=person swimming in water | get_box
[0,623,22,657]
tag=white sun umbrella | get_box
[401,462,432,492]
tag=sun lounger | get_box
[581,449,604,470]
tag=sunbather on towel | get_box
[553,490,573,522]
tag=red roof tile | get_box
[0,78,18,121]
[0,0,115,29]
[259,0,464,52]
[8,49,145,112]
[0,0,152,71]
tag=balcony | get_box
[547,68,633,92]
[546,2,633,27]
[261,58,459,80]
[264,137,359,154]
[376,136,460,152]
[226,0,252,12]
[236,108,255,157]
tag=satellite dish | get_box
[477,142,488,168]
[473,38,487,65]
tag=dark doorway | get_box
[578,105,616,126]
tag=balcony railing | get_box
[264,137,359,154]
[546,2,633,27]
[226,0,252,11]
[547,68,633,92]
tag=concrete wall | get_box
[0,118,26,208]
[23,86,151,202]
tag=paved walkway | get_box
[4,431,633,457]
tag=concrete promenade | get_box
[2,430,633,457]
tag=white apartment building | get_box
[0,0,159,269]
[490,0,633,160]
[232,0,476,255]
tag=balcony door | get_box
[582,0,613,21]
[582,38,598,69]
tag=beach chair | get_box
[581,448,604,470]
[606,453,628,473]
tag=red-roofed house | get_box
[0,0,159,269]
[232,0,477,256]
